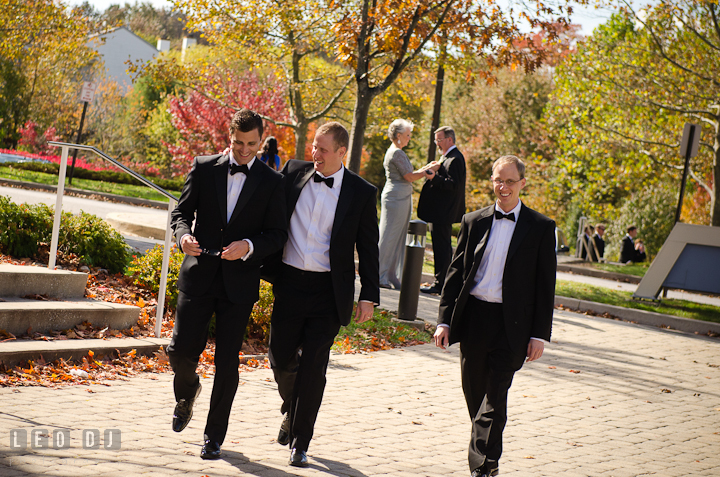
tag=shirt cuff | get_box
[241,239,254,261]
[359,299,377,306]
[530,337,549,345]
[437,323,450,329]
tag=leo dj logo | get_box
[9,429,121,450]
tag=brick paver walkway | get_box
[2,309,719,476]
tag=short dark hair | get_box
[316,121,349,151]
[229,108,263,137]
[627,225,637,233]
[435,126,456,144]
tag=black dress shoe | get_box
[172,383,202,432]
[420,284,442,294]
[471,461,499,477]
[200,439,222,460]
[277,413,290,445]
[289,448,308,467]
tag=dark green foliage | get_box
[59,212,130,273]
[0,196,130,272]
[0,196,52,257]
[3,162,184,192]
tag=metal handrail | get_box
[47,141,178,202]
[46,141,177,338]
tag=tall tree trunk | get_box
[347,82,374,173]
[712,119,719,226]
[427,62,444,164]
[294,120,309,161]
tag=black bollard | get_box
[398,220,428,321]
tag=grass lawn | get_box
[556,279,720,323]
[591,262,649,278]
[333,307,432,352]
[0,166,181,202]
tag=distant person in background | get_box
[620,225,646,263]
[591,223,606,262]
[418,126,467,294]
[577,225,594,260]
[378,119,439,289]
[258,136,281,171]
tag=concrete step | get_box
[0,264,88,299]
[0,337,170,367]
[0,298,140,336]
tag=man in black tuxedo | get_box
[167,109,287,459]
[591,223,606,262]
[620,225,646,263]
[434,155,556,477]
[267,122,379,468]
[418,126,466,294]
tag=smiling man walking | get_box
[434,155,556,477]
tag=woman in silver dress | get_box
[378,119,439,289]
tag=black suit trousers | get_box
[430,222,453,286]
[167,266,254,444]
[459,297,526,471]
[269,264,341,452]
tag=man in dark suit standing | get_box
[620,225,646,263]
[418,126,466,294]
[167,109,287,460]
[268,122,379,468]
[591,223,606,262]
[434,155,556,477]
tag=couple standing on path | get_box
[164,109,556,476]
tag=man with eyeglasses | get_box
[433,155,556,477]
[167,109,288,460]
[418,126,467,294]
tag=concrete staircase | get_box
[0,264,140,336]
[0,264,151,366]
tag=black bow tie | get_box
[495,210,515,222]
[230,163,249,176]
[313,173,334,188]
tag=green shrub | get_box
[0,196,52,257]
[127,244,183,308]
[127,245,275,343]
[0,195,130,272]
[59,212,130,273]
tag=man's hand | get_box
[221,240,249,261]
[433,326,449,350]
[354,301,374,323]
[181,235,201,256]
[526,339,544,362]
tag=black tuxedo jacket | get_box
[620,235,646,263]
[270,160,380,326]
[171,154,287,304]
[417,147,466,224]
[592,233,605,261]
[438,204,556,355]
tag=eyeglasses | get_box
[434,136,448,144]
[491,178,522,186]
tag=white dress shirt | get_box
[283,166,345,272]
[470,200,522,302]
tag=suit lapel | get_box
[228,161,263,226]
[505,204,532,265]
[331,171,354,242]
[214,155,230,226]
[469,207,494,278]
[289,165,316,216]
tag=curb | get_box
[0,177,172,210]
[555,295,720,336]
[557,263,641,284]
